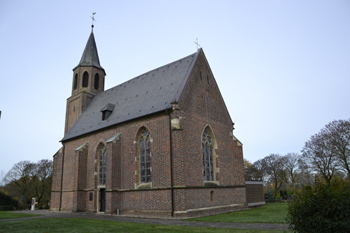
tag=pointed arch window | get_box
[98,146,106,185]
[82,71,89,87]
[94,73,99,90]
[74,74,78,90]
[140,129,151,183]
[202,128,214,181]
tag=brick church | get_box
[50,29,247,217]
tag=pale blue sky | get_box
[1,0,349,174]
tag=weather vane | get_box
[91,12,96,31]
[194,38,201,50]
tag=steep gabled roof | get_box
[62,49,202,142]
[73,32,104,70]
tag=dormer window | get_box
[101,103,114,121]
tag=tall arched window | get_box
[82,71,89,87]
[94,73,99,90]
[140,129,151,183]
[98,146,106,185]
[74,74,78,90]
[202,127,214,181]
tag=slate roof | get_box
[73,32,104,71]
[62,49,201,142]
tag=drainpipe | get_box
[59,144,65,211]
[166,109,175,217]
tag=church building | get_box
[50,29,246,217]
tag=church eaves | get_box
[61,49,202,142]
[74,32,104,71]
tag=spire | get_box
[74,32,104,70]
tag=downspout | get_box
[166,109,175,217]
[59,144,65,211]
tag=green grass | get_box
[189,203,288,223]
[0,218,290,233]
[0,211,42,219]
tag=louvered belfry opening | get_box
[82,71,89,87]
[74,74,78,90]
[94,73,99,90]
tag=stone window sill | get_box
[204,181,220,187]
[135,182,152,190]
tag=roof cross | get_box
[194,38,201,50]
[91,12,96,32]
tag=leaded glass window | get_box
[99,146,106,185]
[202,128,214,181]
[140,129,151,183]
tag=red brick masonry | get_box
[245,180,265,207]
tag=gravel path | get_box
[1,210,289,231]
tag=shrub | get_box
[283,190,288,200]
[287,184,350,233]
[280,190,288,200]
[0,192,18,210]
[0,206,15,211]
[264,191,274,202]
[17,203,29,210]
[44,199,50,209]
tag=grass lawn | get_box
[189,203,288,223]
[0,218,290,233]
[0,211,42,220]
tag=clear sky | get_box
[1,0,349,174]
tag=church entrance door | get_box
[99,189,106,212]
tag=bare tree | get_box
[282,153,300,189]
[4,161,35,203]
[31,159,53,203]
[302,131,338,185]
[298,159,314,186]
[244,159,253,180]
[324,119,350,179]
[261,154,285,197]
[244,159,266,180]
[0,170,6,187]
[251,159,266,180]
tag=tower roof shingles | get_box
[74,32,104,71]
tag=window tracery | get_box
[98,146,106,185]
[202,127,214,181]
[139,129,151,183]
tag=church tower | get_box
[64,30,106,134]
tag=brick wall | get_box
[245,181,265,206]
[50,147,63,211]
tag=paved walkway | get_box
[1,210,289,231]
